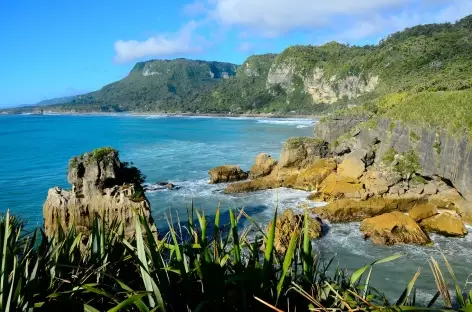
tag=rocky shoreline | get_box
[208,118,472,248]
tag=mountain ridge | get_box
[5,14,472,115]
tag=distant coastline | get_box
[1,110,322,120]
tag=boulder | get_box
[408,204,438,222]
[267,209,323,253]
[429,188,466,211]
[420,212,468,237]
[362,171,389,196]
[224,177,282,193]
[249,153,278,179]
[310,173,365,202]
[337,152,365,180]
[43,148,157,238]
[293,158,337,191]
[360,212,431,246]
[279,137,328,168]
[208,165,248,184]
[314,197,423,223]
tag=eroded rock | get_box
[420,212,468,237]
[249,153,278,179]
[314,197,423,223]
[267,209,323,253]
[360,212,431,246]
[408,204,438,222]
[208,165,248,184]
[43,148,157,238]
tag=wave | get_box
[256,118,316,126]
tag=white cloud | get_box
[320,0,472,43]
[208,0,472,38]
[210,0,411,34]
[113,21,202,63]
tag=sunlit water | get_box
[0,114,470,304]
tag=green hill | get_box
[51,58,238,112]
[8,14,472,114]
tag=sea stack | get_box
[43,147,157,238]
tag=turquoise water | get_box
[0,114,471,303]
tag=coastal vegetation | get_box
[1,208,471,311]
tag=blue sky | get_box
[1,0,471,107]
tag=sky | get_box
[0,0,471,107]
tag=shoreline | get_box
[1,110,324,120]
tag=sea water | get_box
[0,114,470,303]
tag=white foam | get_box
[256,118,316,126]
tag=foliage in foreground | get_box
[1,208,471,311]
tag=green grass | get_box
[382,147,397,164]
[89,147,117,161]
[379,90,472,136]
[2,207,471,311]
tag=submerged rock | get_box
[360,212,431,246]
[267,208,323,253]
[249,153,278,179]
[208,165,248,184]
[43,147,157,238]
[420,212,468,237]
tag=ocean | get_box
[0,114,470,303]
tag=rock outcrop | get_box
[360,212,431,246]
[314,197,422,223]
[279,137,328,168]
[267,209,323,253]
[43,148,157,238]
[408,204,438,222]
[420,212,468,237]
[314,115,369,143]
[249,153,278,179]
[208,165,248,184]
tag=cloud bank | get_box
[113,0,472,62]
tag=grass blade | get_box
[276,230,298,302]
[396,270,420,306]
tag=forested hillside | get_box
[7,14,472,114]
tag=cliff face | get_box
[266,63,379,104]
[43,148,157,238]
[315,116,472,208]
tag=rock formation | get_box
[249,153,277,179]
[420,212,468,237]
[360,212,431,246]
[43,147,157,238]
[266,209,323,253]
[208,165,248,184]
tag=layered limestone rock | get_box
[43,148,157,238]
[314,197,423,223]
[266,63,379,106]
[420,212,468,237]
[360,212,431,246]
[267,209,323,253]
[249,153,278,179]
[408,204,438,222]
[208,165,248,184]
[316,115,472,209]
[279,137,328,168]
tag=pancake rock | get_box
[249,153,278,179]
[266,208,323,253]
[208,165,248,184]
[420,212,468,237]
[43,147,157,238]
[360,212,431,246]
